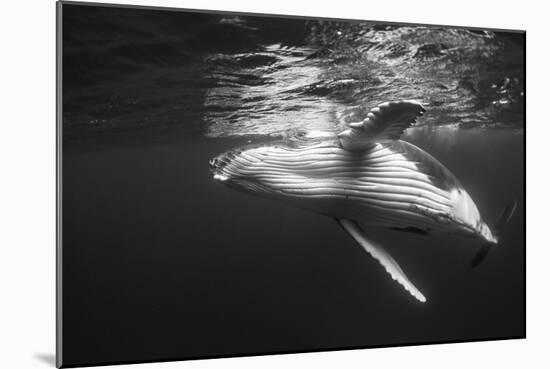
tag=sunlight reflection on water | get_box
[203,44,347,137]
[62,9,524,145]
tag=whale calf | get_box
[209,100,514,303]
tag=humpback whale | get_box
[209,100,515,303]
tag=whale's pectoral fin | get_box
[336,218,427,303]
[338,100,425,151]
[471,199,518,269]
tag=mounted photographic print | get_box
[57,1,525,367]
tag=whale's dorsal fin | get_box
[336,218,427,303]
[338,100,426,151]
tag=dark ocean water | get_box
[61,4,525,367]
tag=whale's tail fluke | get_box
[470,199,517,268]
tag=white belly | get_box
[212,138,487,238]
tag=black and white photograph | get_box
[58,1,524,367]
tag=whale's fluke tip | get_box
[470,199,518,268]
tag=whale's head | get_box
[209,139,336,203]
[209,150,234,183]
[209,147,270,195]
[209,149,242,184]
